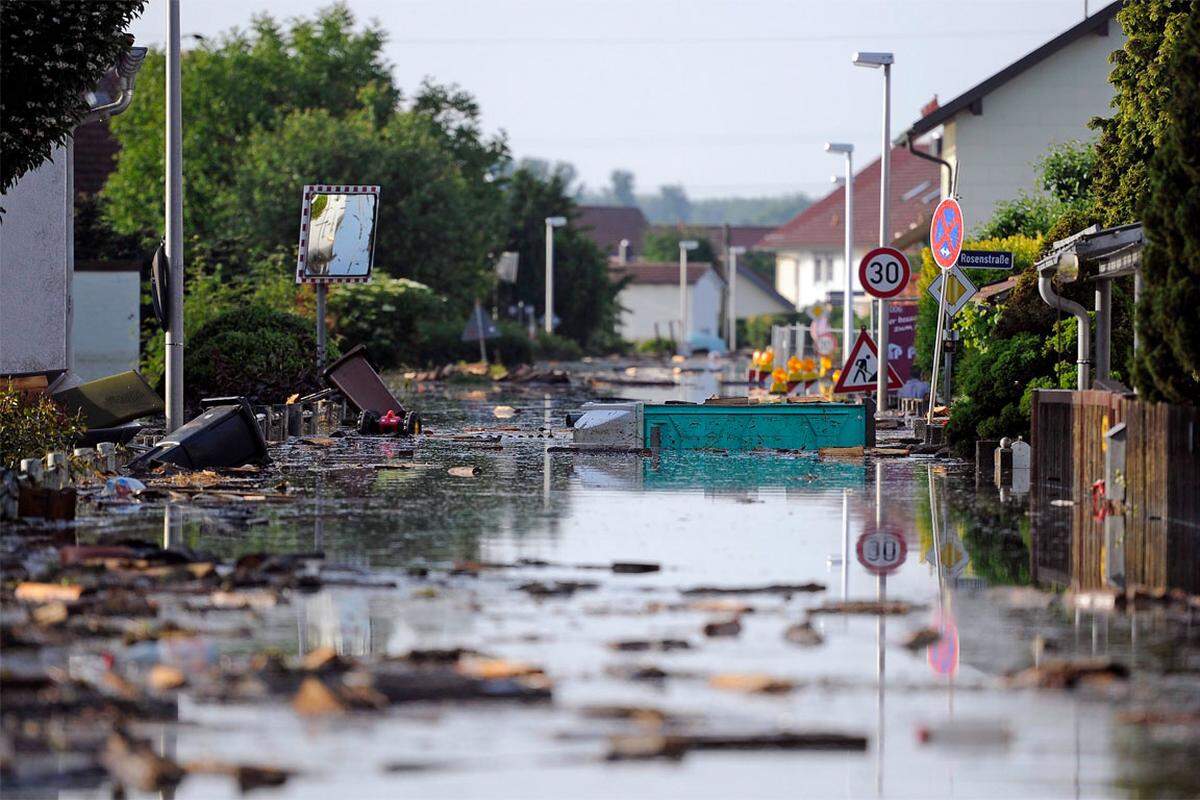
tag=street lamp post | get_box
[544,216,566,334]
[727,245,746,352]
[678,240,699,355]
[164,0,185,433]
[854,50,894,417]
[825,142,855,360]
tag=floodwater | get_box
[30,365,1200,798]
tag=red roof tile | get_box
[760,145,940,251]
[577,205,649,257]
[609,261,718,286]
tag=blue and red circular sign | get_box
[927,610,959,676]
[858,247,911,299]
[930,198,964,270]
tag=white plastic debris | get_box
[102,476,146,499]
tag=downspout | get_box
[1037,263,1091,390]
[83,47,147,124]
[905,133,954,197]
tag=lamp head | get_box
[679,240,700,251]
[729,245,747,255]
[852,51,894,68]
[545,216,567,227]
[824,142,854,155]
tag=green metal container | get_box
[642,402,868,451]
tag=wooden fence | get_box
[1030,389,1199,593]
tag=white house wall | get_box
[734,275,792,319]
[617,272,723,342]
[945,23,1124,230]
[774,247,867,310]
[0,146,71,376]
[72,271,141,382]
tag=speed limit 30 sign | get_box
[858,247,911,299]
[856,528,908,576]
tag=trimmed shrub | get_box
[327,277,445,369]
[534,332,583,362]
[185,305,331,405]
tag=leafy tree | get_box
[500,168,622,347]
[610,169,636,207]
[102,5,506,307]
[641,227,716,264]
[1128,4,1200,403]
[1091,0,1195,227]
[0,0,145,198]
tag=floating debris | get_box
[783,621,824,647]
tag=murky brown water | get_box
[6,363,1199,799]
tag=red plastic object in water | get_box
[378,410,402,434]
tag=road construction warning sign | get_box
[833,329,902,394]
[926,265,978,317]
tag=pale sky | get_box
[128,0,1105,199]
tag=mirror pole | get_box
[315,283,327,370]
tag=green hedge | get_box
[185,304,331,404]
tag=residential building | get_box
[609,262,724,343]
[731,266,794,320]
[899,1,1125,228]
[576,205,648,261]
[761,144,940,311]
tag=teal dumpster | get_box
[642,403,867,451]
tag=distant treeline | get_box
[516,160,811,226]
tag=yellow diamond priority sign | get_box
[926,265,978,317]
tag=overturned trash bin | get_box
[324,344,406,416]
[128,397,269,470]
[53,371,162,445]
[324,344,421,435]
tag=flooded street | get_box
[5,369,1198,799]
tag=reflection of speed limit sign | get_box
[856,528,908,575]
[858,247,911,299]
[815,332,836,356]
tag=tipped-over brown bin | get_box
[322,344,405,416]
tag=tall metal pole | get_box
[544,221,554,335]
[876,63,892,418]
[164,0,185,433]
[727,246,739,351]
[678,245,689,354]
[315,284,327,370]
[843,150,855,359]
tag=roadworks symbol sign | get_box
[833,329,903,394]
[926,265,979,317]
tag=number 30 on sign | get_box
[858,247,911,299]
[856,528,908,576]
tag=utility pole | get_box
[825,142,855,358]
[854,51,894,417]
[544,216,566,334]
[678,240,699,355]
[728,245,746,351]
[164,0,184,432]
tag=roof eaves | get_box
[901,1,1123,140]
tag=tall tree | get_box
[610,169,636,207]
[501,168,622,346]
[1127,3,1200,403]
[0,0,145,197]
[101,5,508,307]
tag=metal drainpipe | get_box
[1038,270,1091,390]
[905,133,955,198]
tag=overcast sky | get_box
[127,0,1106,199]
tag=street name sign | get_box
[858,247,911,299]
[856,527,908,576]
[833,329,902,394]
[926,265,979,317]
[958,250,1013,270]
[929,197,965,270]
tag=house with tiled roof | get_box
[898,1,1125,230]
[609,261,724,343]
[760,144,940,312]
[577,205,649,261]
